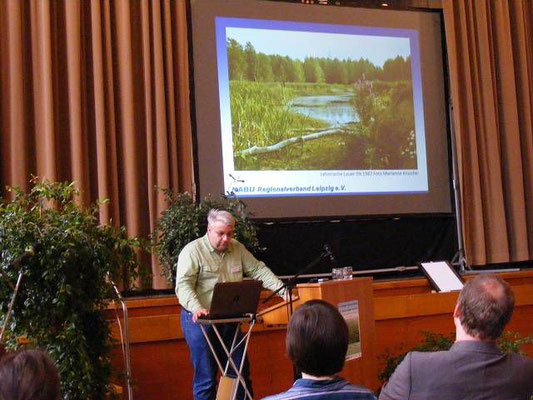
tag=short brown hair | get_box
[0,349,61,400]
[457,275,515,340]
[286,300,348,377]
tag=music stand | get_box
[197,314,256,400]
[419,261,464,292]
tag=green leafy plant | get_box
[379,330,532,384]
[153,190,261,285]
[0,179,142,399]
[497,331,532,355]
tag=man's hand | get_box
[193,308,209,322]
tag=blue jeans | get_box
[181,309,253,400]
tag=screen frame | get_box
[189,0,454,220]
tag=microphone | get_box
[324,244,336,266]
[9,242,41,269]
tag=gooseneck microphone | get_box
[324,244,336,265]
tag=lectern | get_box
[197,314,256,400]
[259,277,378,391]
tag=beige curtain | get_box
[443,0,533,266]
[0,0,194,288]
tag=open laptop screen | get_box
[204,280,263,319]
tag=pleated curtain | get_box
[0,0,194,288]
[443,0,533,266]
[2,0,533,288]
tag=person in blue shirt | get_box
[263,299,376,400]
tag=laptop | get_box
[202,280,263,319]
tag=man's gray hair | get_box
[207,209,235,227]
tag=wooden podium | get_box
[259,277,378,391]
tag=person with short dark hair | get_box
[0,349,61,400]
[379,275,533,400]
[263,300,376,400]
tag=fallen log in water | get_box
[237,125,351,157]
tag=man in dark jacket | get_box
[379,275,533,400]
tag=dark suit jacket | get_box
[379,340,533,400]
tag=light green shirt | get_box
[176,234,284,313]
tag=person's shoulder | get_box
[408,349,452,364]
[409,346,454,359]
[337,380,376,399]
[504,351,533,368]
[262,379,376,400]
[263,388,375,400]
[343,388,376,399]
[228,238,246,252]
[393,349,453,373]
[179,236,206,255]
[230,238,243,247]
[261,392,292,400]
[408,345,533,370]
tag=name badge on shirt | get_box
[231,265,242,273]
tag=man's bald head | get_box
[456,275,515,340]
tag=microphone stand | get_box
[263,249,329,316]
[263,247,331,313]
[0,243,41,344]
[0,268,24,344]
[107,274,133,400]
[262,247,331,381]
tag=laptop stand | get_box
[197,314,256,400]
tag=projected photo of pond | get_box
[226,26,417,171]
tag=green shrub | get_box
[0,179,142,399]
[351,80,416,169]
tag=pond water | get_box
[289,93,359,126]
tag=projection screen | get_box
[190,0,452,219]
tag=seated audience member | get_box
[263,299,376,400]
[0,349,61,400]
[379,275,533,400]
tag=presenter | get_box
[176,209,285,400]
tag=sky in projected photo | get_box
[226,27,411,66]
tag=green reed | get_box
[230,81,332,152]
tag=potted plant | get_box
[0,179,142,399]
